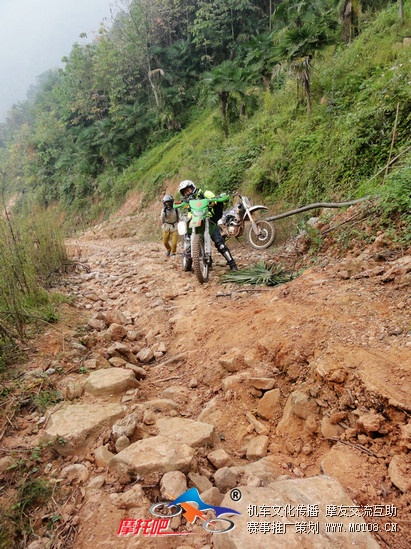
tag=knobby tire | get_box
[248,220,275,249]
[192,233,209,283]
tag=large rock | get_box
[160,471,187,499]
[136,347,155,363]
[276,389,318,437]
[41,403,125,456]
[156,417,216,448]
[248,377,276,391]
[208,449,233,468]
[84,368,138,396]
[109,484,149,509]
[230,456,282,487]
[107,323,127,341]
[219,350,245,373]
[257,388,281,420]
[106,342,139,365]
[320,443,367,486]
[246,435,269,460]
[213,478,380,549]
[112,411,142,441]
[388,454,411,493]
[109,435,195,478]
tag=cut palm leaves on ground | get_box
[222,262,293,286]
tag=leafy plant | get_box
[222,261,292,286]
[9,478,53,541]
[379,168,411,220]
[32,389,63,414]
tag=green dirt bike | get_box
[174,194,229,284]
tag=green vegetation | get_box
[0,1,409,227]
[0,478,54,548]
[0,202,69,363]
[222,261,292,285]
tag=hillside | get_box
[0,2,410,224]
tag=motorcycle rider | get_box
[160,194,178,256]
[178,180,238,271]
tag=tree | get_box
[271,0,338,112]
[203,60,252,136]
[338,0,363,43]
[241,32,279,89]
[398,0,404,24]
[192,0,264,65]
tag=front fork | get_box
[203,218,212,257]
[247,210,260,235]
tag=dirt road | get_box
[1,201,410,548]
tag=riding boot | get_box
[218,244,238,270]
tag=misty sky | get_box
[0,0,119,122]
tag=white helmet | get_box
[178,180,196,197]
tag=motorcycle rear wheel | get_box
[192,233,209,283]
[248,220,275,249]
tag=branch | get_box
[265,196,371,222]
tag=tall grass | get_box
[0,204,68,354]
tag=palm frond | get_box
[222,261,292,286]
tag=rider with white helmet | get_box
[178,180,197,200]
[178,180,238,271]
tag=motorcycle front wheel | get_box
[192,233,210,283]
[248,220,275,249]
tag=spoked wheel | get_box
[248,220,275,249]
[192,233,209,283]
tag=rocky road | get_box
[1,202,410,549]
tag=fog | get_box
[0,0,118,122]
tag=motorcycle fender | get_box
[244,205,268,220]
[248,205,268,213]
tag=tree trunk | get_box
[219,91,230,136]
[399,0,404,24]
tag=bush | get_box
[379,167,411,220]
